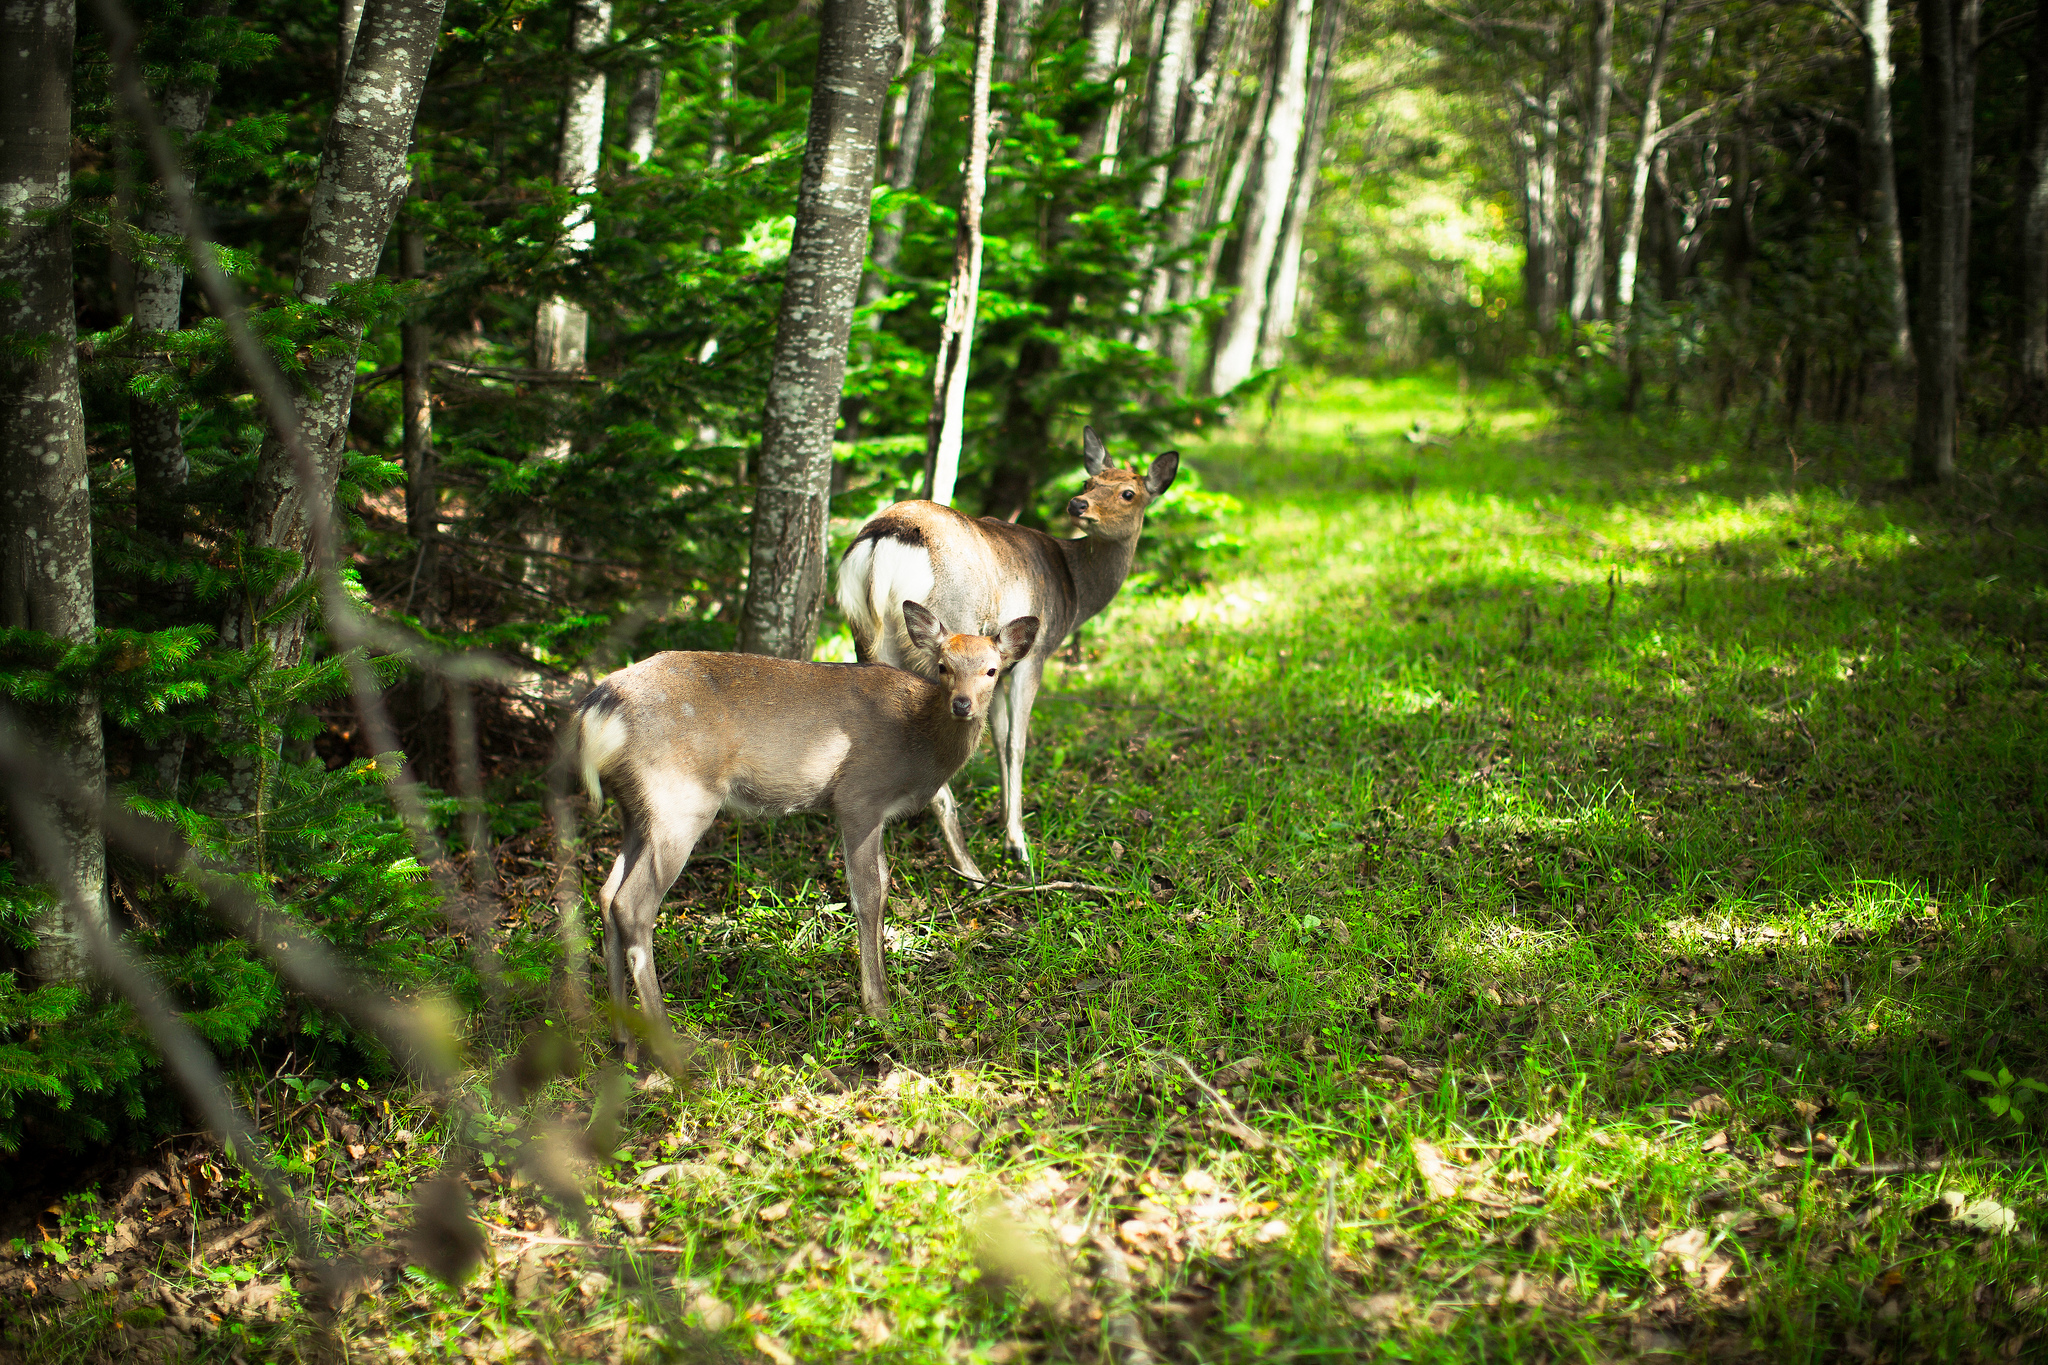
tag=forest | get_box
[1,0,2046,1359]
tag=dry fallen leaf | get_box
[759,1201,793,1223]
[1687,1093,1731,1121]
[1410,1139,1463,1200]
[753,1332,797,1365]
[1791,1099,1822,1123]
[1700,1130,1730,1154]
[1513,1114,1564,1147]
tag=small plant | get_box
[1962,1065,2048,1126]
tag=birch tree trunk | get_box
[1207,0,1314,395]
[2022,0,2048,415]
[1162,4,1265,377]
[1567,0,1615,323]
[1134,0,1197,221]
[1861,0,1912,364]
[924,0,998,506]
[1257,0,1340,369]
[862,0,945,307]
[220,0,447,807]
[737,0,897,658]
[1000,0,1040,85]
[1075,0,1129,166]
[0,0,108,984]
[1912,0,1965,484]
[130,61,215,549]
[533,0,612,436]
[625,65,662,164]
[1512,82,1566,334]
[1144,0,1246,323]
[1614,0,1677,339]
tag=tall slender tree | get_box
[1568,0,1615,323]
[1208,0,1314,395]
[1614,0,1680,339]
[1912,0,1972,484]
[863,0,945,307]
[1145,0,1246,326]
[2023,0,2048,416]
[533,0,614,448]
[221,0,448,805]
[1258,0,1341,369]
[625,65,662,164]
[0,0,107,984]
[1858,0,1913,364]
[737,0,898,658]
[129,37,217,552]
[924,0,999,506]
[401,211,437,623]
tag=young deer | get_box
[570,603,1038,1043]
[837,427,1177,880]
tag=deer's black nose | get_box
[1068,497,1088,517]
[952,696,973,718]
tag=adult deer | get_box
[569,602,1038,1045]
[837,427,1178,880]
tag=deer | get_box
[836,426,1178,882]
[568,602,1039,1047]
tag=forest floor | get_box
[6,374,2048,1363]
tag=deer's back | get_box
[581,652,935,818]
[842,502,1077,669]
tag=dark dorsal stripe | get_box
[849,514,928,552]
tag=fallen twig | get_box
[1152,1051,1270,1151]
[1814,1157,2036,1180]
[977,880,1123,898]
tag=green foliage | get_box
[1962,1066,2048,1127]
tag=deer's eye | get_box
[937,664,948,674]
[1122,488,1136,500]
[986,668,997,677]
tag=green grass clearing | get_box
[5,375,2047,1364]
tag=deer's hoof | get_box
[1002,836,1033,867]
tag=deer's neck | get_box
[915,704,988,779]
[1055,532,1139,627]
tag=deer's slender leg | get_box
[929,782,989,884]
[841,816,893,1018]
[603,790,716,1062]
[995,659,1044,866]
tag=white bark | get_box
[924,0,999,506]
[1257,0,1339,368]
[862,0,945,306]
[1862,0,1912,364]
[626,65,662,164]
[1568,0,1615,323]
[1207,0,1314,395]
[533,0,613,404]
[0,0,108,983]
[1614,0,1678,330]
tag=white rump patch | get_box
[838,535,935,667]
[579,706,632,804]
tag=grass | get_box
[6,373,2048,1363]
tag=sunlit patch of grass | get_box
[13,375,2047,1362]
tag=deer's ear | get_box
[1081,426,1109,475]
[1145,450,1180,497]
[901,600,944,652]
[997,616,1040,664]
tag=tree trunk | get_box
[862,0,945,307]
[2022,0,2048,417]
[1075,0,1128,166]
[1257,0,1341,369]
[533,0,612,429]
[924,0,998,506]
[1000,0,1040,85]
[626,65,662,164]
[130,62,216,550]
[220,0,447,805]
[1207,0,1314,395]
[1949,0,1977,361]
[737,0,898,659]
[1135,0,1198,219]
[1568,0,1615,323]
[0,0,108,985]
[1862,0,1912,365]
[1143,0,1246,323]
[1614,0,1677,345]
[340,0,364,92]
[1161,1,1263,378]
[1912,0,1965,484]
[401,221,437,623]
